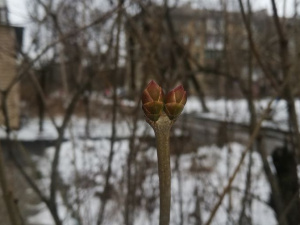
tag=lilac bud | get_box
[142,81,164,121]
[164,85,187,120]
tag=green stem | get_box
[147,113,173,225]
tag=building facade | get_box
[125,4,273,98]
[0,0,20,129]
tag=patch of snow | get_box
[28,203,54,225]
[184,97,296,131]
[29,136,276,225]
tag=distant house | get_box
[0,0,23,129]
[124,4,273,98]
[124,4,241,96]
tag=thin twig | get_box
[238,0,280,92]
[204,97,274,225]
[97,1,124,224]
[6,5,120,94]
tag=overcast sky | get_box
[6,0,298,52]
[7,0,298,26]
[7,0,29,26]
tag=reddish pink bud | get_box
[164,85,187,120]
[142,81,164,121]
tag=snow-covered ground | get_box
[28,139,275,225]
[185,97,298,131]
[1,96,292,224]
[1,97,297,140]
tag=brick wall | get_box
[0,25,20,129]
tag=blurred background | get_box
[0,0,300,224]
